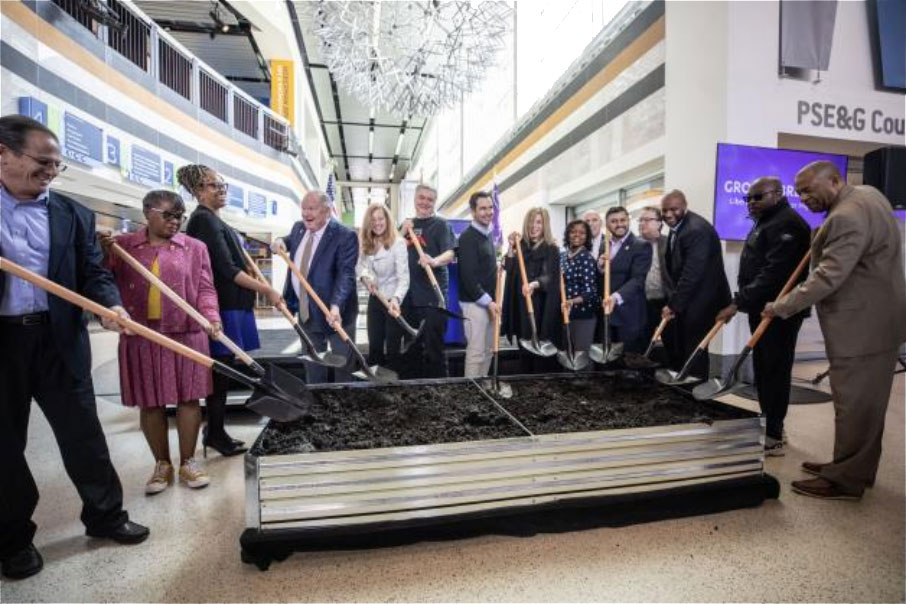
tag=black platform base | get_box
[240,474,780,571]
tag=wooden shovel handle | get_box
[0,256,214,368]
[111,243,255,366]
[747,250,812,347]
[241,247,299,327]
[651,316,670,342]
[602,230,612,313]
[513,237,536,314]
[362,277,402,320]
[559,272,571,325]
[493,265,505,353]
[405,224,440,289]
[274,248,352,343]
[696,319,727,350]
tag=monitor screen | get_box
[713,143,849,240]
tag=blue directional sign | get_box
[18,97,47,125]
[271,200,278,215]
[163,161,174,186]
[130,145,161,186]
[63,112,103,164]
[228,183,245,210]
[106,136,121,167]
[248,192,267,218]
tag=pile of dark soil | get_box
[253,383,526,454]
[490,374,753,434]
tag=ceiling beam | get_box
[323,120,423,130]
[337,180,393,188]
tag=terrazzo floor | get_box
[2,331,904,603]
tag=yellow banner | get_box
[270,60,294,126]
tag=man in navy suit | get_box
[0,115,149,580]
[600,207,652,353]
[274,190,358,383]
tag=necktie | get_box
[298,233,315,323]
[666,230,676,274]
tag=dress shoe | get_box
[86,520,150,544]
[801,461,874,487]
[1,544,43,579]
[791,477,862,501]
[201,426,246,457]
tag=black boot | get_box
[203,365,247,457]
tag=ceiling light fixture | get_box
[307,1,512,117]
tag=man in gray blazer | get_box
[637,206,671,346]
[766,160,906,500]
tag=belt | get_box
[0,312,50,326]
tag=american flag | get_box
[326,172,339,218]
[491,181,503,249]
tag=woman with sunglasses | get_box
[99,190,219,493]
[180,164,282,457]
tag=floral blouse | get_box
[560,249,600,320]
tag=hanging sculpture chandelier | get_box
[307,1,513,117]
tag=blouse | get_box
[560,249,600,320]
[356,239,410,302]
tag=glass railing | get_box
[49,0,290,153]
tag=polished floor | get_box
[3,330,904,603]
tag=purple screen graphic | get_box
[713,143,849,240]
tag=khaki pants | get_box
[822,348,899,494]
[461,302,494,378]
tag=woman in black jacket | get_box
[179,164,282,456]
[502,207,561,373]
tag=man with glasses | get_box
[0,115,149,580]
[637,206,671,349]
[716,177,810,456]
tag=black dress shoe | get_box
[86,521,150,544]
[202,434,248,458]
[1,544,44,579]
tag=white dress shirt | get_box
[355,238,410,302]
[290,222,328,298]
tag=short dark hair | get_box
[641,206,662,220]
[468,191,492,211]
[564,219,593,251]
[142,189,185,213]
[0,115,59,153]
[605,206,628,219]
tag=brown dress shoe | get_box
[791,477,862,501]
[801,462,874,487]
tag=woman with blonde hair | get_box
[502,207,561,372]
[356,203,410,370]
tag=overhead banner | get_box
[780,0,838,71]
[270,59,295,126]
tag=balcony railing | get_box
[49,0,290,153]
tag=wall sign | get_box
[796,101,905,136]
[63,112,103,164]
[18,97,47,125]
[106,135,121,167]
[130,145,161,186]
[248,192,267,218]
[228,184,245,210]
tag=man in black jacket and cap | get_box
[716,177,811,456]
[660,189,731,379]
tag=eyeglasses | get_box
[148,207,186,223]
[20,152,67,173]
[743,190,782,203]
[638,217,661,223]
[203,181,229,192]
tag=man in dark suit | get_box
[274,190,358,383]
[716,177,811,456]
[660,189,731,378]
[0,115,149,580]
[600,207,652,353]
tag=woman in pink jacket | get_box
[100,190,221,495]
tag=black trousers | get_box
[0,323,127,557]
[402,298,448,379]
[366,297,405,372]
[663,309,715,379]
[748,313,804,440]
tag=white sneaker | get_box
[765,436,785,457]
[178,458,210,489]
[145,460,174,495]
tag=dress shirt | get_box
[590,231,603,261]
[608,232,630,306]
[356,238,410,302]
[0,185,50,315]
[645,238,664,299]
[469,220,494,307]
[290,222,327,299]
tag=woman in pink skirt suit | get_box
[100,190,221,495]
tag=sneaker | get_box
[764,436,785,457]
[145,461,174,495]
[178,458,210,489]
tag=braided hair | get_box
[176,164,213,199]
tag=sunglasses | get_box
[148,207,186,223]
[743,190,782,203]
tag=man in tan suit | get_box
[765,160,906,500]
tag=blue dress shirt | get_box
[0,185,51,315]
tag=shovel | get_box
[513,235,557,357]
[643,316,671,359]
[654,318,726,387]
[590,231,624,365]
[693,250,812,400]
[274,249,397,383]
[363,277,425,354]
[241,248,346,368]
[0,255,311,422]
[490,265,513,398]
[405,224,446,308]
[556,272,589,371]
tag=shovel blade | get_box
[692,377,742,400]
[400,321,426,354]
[654,368,704,387]
[518,337,558,358]
[300,351,348,368]
[244,363,312,422]
[589,342,624,365]
[246,392,305,422]
[352,365,398,383]
[557,350,589,371]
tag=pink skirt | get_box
[118,325,213,408]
